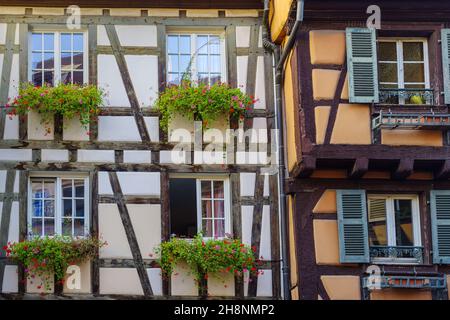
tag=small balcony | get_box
[369,245,424,264]
[378,88,436,105]
[362,274,447,290]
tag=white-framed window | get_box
[367,194,422,263]
[28,173,89,238]
[377,38,430,104]
[29,31,88,86]
[169,175,231,238]
[166,32,226,85]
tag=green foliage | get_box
[8,82,103,134]
[155,234,261,287]
[155,80,256,131]
[3,236,106,291]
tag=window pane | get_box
[32,181,42,198]
[62,218,72,236]
[213,181,224,198]
[403,42,424,61]
[210,55,221,73]
[169,178,197,238]
[197,36,208,54]
[197,55,208,73]
[63,199,72,217]
[202,219,213,237]
[368,198,388,246]
[32,70,42,86]
[61,33,71,51]
[214,219,225,238]
[43,71,54,86]
[73,33,83,52]
[32,52,42,69]
[72,71,83,85]
[378,63,398,83]
[394,199,414,246]
[44,218,55,236]
[43,181,55,198]
[61,71,72,84]
[32,218,42,236]
[209,36,220,54]
[44,200,55,217]
[43,53,54,69]
[62,179,72,197]
[404,63,425,82]
[214,200,224,218]
[201,181,211,198]
[167,73,179,85]
[179,55,191,73]
[73,53,84,70]
[61,52,72,70]
[202,200,212,218]
[75,199,84,217]
[179,35,190,54]
[44,33,54,51]
[74,180,84,197]
[167,35,178,54]
[32,33,42,51]
[198,73,209,85]
[32,200,42,217]
[210,74,221,85]
[74,219,84,237]
[168,54,179,73]
[378,42,397,61]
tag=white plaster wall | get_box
[171,261,197,296]
[259,205,271,260]
[99,203,132,259]
[97,116,141,141]
[147,268,163,295]
[63,260,91,294]
[116,25,157,47]
[8,54,19,99]
[97,25,110,46]
[241,205,253,246]
[144,116,160,142]
[236,26,251,47]
[128,204,161,258]
[256,270,273,297]
[0,170,7,192]
[236,151,268,165]
[98,54,130,107]
[0,201,19,244]
[240,172,256,197]
[207,272,235,297]
[117,172,160,196]
[236,56,248,93]
[77,150,115,163]
[41,149,69,162]
[27,111,54,140]
[0,24,6,44]
[2,265,18,293]
[0,149,32,161]
[125,55,158,107]
[254,56,266,109]
[97,171,113,195]
[159,150,189,164]
[99,268,143,295]
[123,150,152,164]
[63,117,89,141]
[3,115,19,140]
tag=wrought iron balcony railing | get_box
[378,88,435,105]
[369,245,423,264]
[372,111,450,131]
[362,274,447,290]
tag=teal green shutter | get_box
[346,28,379,103]
[336,189,369,263]
[430,190,450,264]
[441,29,450,104]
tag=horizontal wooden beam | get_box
[435,160,450,180]
[99,195,161,204]
[348,157,368,179]
[292,156,316,178]
[97,46,160,56]
[392,158,414,180]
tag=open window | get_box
[169,176,231,238]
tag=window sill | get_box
[370,257,422,265]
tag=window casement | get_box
[377,38,431,104]
[367,194,422,264]
[169,175,231,239]
[28,174,89,238]
[29,31,88,86]
[166,32,226,85]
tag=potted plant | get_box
[7,82,103,140]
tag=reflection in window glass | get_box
[30,179,56,237]
[394,199,414,246]
[368,198,388,246]
[201,180,225,238]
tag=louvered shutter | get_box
[368,198,386,222]
[346,28,379,103]
[441,29,450,104]
[336,190,369,263]
[430,190,450,264]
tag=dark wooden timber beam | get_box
[292,156,316,178]
[392,158,414,180]
[348,157,369,179]
[435,160,450,180]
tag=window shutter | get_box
[430,190,450,264]
[345,28,379,103]
[441,29,450,104]
[336,189,370,263]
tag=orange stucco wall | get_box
[284,51,299,172]
[269,0,294,43]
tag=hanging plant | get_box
[3,235,106,292]
[156,80,256,131]
[7,82,103,134]
[155,233,262,289]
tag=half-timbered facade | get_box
[0,1,281,299]
[272,0,450,300]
